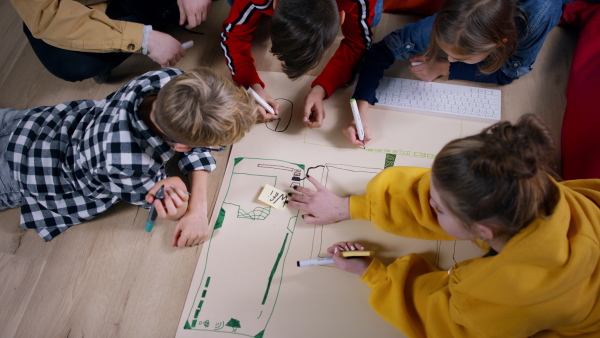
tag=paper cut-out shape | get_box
[258,184,288,210]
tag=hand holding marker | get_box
[247,87,276,116]
[146,185,165,232]
[297,250,375,267]
[349,98,365,147]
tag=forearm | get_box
[352,40,396,104]
[185,170,209,218]
[313,6,374,99]
[448,62,515,85]
[11,0,144,52]
[350,167,456,240]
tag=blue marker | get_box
[146,185,165,232]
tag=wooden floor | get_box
[0,1,578,337]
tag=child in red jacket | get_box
[221,0,381,127]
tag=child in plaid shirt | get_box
[0,67,258,247]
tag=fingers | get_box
[265,97,280,115]
[302,105,324,128]
[174,231,205,248]
[257,107,279,122]
[288,193,311,205]
[306,175,326,191]
[301,214,320,225]
[343,124,365,147]
[177,0,186,26]
[290,184,316,196]
[172,227,182,247]
[186,12,198,29]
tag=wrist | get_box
[311,85,327,99]
[440,59,451,77]
[337,197,351,222]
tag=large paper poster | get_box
[177,72,491,337]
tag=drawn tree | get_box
[226,318,241,332]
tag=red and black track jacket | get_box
[221,0,375,99]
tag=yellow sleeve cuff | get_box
[350,194,370,221]
[359,258,387,289]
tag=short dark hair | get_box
[270,0,339,79]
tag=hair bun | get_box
[471,114,555,180]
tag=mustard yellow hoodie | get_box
[350,167,600,337]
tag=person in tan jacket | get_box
[10,0,213,82]
[288,114,600,337]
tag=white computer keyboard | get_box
[373,77,501,123]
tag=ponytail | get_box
[432,114,559,238]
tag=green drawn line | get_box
[197,300,204,310]
[185,158,305,331]
[286,216,297,233]
[366,148,436,158]
[214,207,226,230]
[262,233,289,305]
[202,290,207,298]
[194,309,200,318]
[192,320,197,328]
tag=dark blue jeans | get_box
[23,0,179,82]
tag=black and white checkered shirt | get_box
[7,69,216,241]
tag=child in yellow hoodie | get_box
[288,114,600,337]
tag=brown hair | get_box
[154,67,259,147]
[432,114,559,239]
[425,0,521,74]
[270,0,339,79]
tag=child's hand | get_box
[409,57,450,82]
[146,177,189,221]
[147,30,186,68]
[303,85,327,128]
[343,119,371,146]
[172,212,209,247]
[287,175,350,225]
[250,84,280,122]
[327,241,372,276]
[178,0,212,29]
[343,99,371,146]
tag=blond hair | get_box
[154,67,259,147]
[432,114,559,239]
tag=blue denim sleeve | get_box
[449,0,567,85]
[382,15,435,61]
[352,15,436,104]
[448,62,515,85]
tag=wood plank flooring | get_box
[0,1,577,337]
